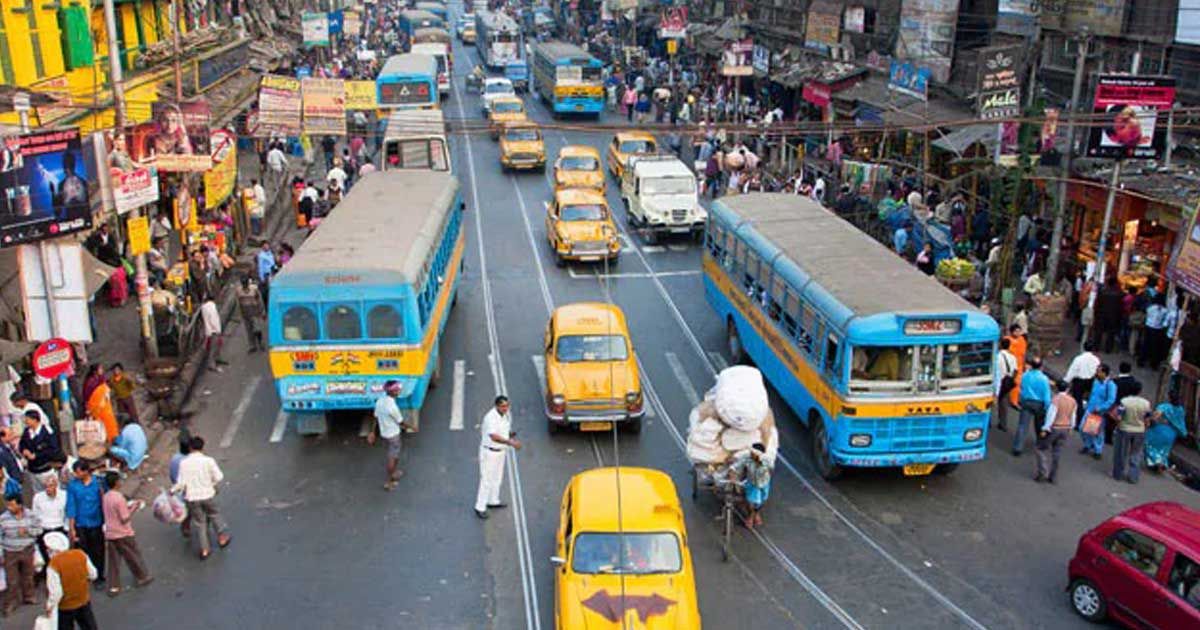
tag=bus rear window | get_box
[368,304,405,339]
[282,306,319,341]
[325,305,362,340]
[385,139,449,171]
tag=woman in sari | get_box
[1145,392,1188,472]
[85,379,118,446]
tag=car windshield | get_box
[620,140,654,154]
[486,83,513,95]
[642,176,694,195]
[560,204,606,221]
[556,334,627,362]
[572,533,682,575]
[560,156,598,171]
[849,343,993,395]
[505,128,540,142]
[494,101,523,113]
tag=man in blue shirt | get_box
[65,461,106,584]
[255,241,276,306]
[893,223,912,258]
[1014,356,1052,456]
[109,416,148,471]
[1080,363,1116,459]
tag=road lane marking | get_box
[269,409,288,443]
[641,245,666,253]
[707,351,729,372]
[531,355,547,395]
[667,244,690,252]
[450,359,466,431]
[664,352,700,407]
[220,375,263,448]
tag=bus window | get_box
[722,230,736,270]
[824,334,841,382]
[783,291,800,337]
[368,304,405,339]
[798,306,816,355]
[325,304,363,340]
[282,305,319,341]
[851,347,912,383]
[743,251,760,298]
[768,274,786,322]
[733,238,746,277]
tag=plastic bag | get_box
[152,489,187,524]
[34,610,57,630]
[712,366,770,431]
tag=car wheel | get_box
[606,254,619,268]
[1069,579,1107,622]
[811,413,843,481]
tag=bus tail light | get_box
[963,428,983,442]
[849,434,871,447]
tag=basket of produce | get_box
[935,258,975,290]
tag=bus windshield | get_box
[560,204,605,221]
[571,533,682,575]
[849,343,992,395]
[556,335,627,362]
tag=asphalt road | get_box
[83,30,1199,630]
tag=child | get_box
[108,363,137,422]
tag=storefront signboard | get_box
[844,6,866,34]
[894,0,959,84]
[720,39,753,77]
[302,78,348,135]
[977,45,1022,120]
[1085,75,1175,160]
[1040,0,1126,38]
[344,10,362,37]
[258,75,303,137]
[658,6,687,39]
[0,128,91,249]
[344,81,378,110]
[802,82,831,108]
[327,10,344,36]
[303,12,330,47]
[1167,200,1200,296]
[805,1,841,51]
[203,129,237,210]
[126,215,150,257]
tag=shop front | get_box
[1067,179,1182,292]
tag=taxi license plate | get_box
[903,463,936,476]
[578,255,600,262]
[579,421,613,432]
[670,227,692,234]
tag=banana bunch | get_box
[936,258,976,281]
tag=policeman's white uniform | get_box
[475,407,511,513]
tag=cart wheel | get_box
[690,468,698,501]
[721,500,732,562]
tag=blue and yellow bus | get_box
[268,171,465,429]
[704,194,999,479]
[475,11,521,70]
[415,1,448,21]
[376,54,439,111]
[399,9,444,39]
[531,41,604,116]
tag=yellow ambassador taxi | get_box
[553,467,701,629]
[543,303,643,433]
[544,188,620,267]
[554,145,605,193]
[606,131,657,179]
[488,96,528,139]
[499,122,546,171]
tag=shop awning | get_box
[834,74,974,127]
[932,124,998,156]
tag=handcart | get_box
[690,462,742,562]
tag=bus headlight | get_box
[849,434,872,447]
[963,428,983,442]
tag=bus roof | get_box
[477,10,519,31]
[714,193,980,321]
[384,109,445,137]
[273,171,459,288]
[379,54,437,78]
[401,9,439,20]
[533,40,595,64]
[412,27,451,40]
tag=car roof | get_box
[570,467,683,532]
[615,131,656,143]
[484,77,512,86]
[1111,502,1200,551]
[553,302,626,335]
[555,188,606,205]
[559,144,600,158]
[631,156,692,177]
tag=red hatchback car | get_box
[1068,501,1200,628]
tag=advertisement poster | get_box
[98,130,159,214]
[894,0,959,84]
[844,6,866,34]
[129,101,212,172]
[1085,75,1176,160]
[720,39,753,77]
[303,13,330,47]
[658,6,687,39]
[0,128,91,249]
[752,46,770,75]
[203,129,237,210]
[1167,200,1200,296]
[302,78,347,135]
[343,10,362,38]
[1040,0,1126,38]
[344,81,379,110]
[327,10,344,36]
[887,60,930,101]
[805,1,841,50]
[258,74,303,136]
[1178,0,1200,45]
[126,215,150,256]
[977,46,1022,120]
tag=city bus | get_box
[531,41,604,116]
[475,10,521,70]
[376,54,439,111]
[381,109,451,173]
[267,171,465,429]
[703,193,999,480]
[415,1,448,21]
[399,10,444,40]
[410,41,451,98]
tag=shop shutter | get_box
[58,7,93,70]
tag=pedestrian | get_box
[171,436,231,559]
[8,391,50,432]
[732,442,771,529]
[474,396,521,520]
[200,296,226,373]
[1079,363,1115,459]
[32,474,66,566]
[0,493,41,615]
[250,178,267,236]
[892,222,912,258]
[169,436,191,539]
[369,380,414,491]
[65,461,105,585]
[101,472,151,596]
[994,337,1018,431]
[44,531,100,630]
[1110,362,1141,446]
[19,409,63,492]
[915,243,935,275]
[108,415,147,472]
[256,241,276,306]
[1062,341,1099,424]
[623,86,636,121]
[321,135,337,171]
[1112,381,1150,484]
[235,276,266,353]
[1141,292,1170,368]
[1035,380,1075,483]
[107,362,137,423]
[1145,391,1187,473]
[1013,356,1051,456]
[1095,277,1124,352]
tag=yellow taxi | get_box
[543,303,642,433]
[499,122,546,171]
[461,25,476,44]
[606,131,657,179]
[544,188,620,267]
[553,145,605,193]
[488,96,528,139]
[553,467,701,629]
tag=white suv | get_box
[620,155,706,244]
[481,78,515,114]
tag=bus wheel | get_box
[933,463,959,476]
[726,319,745,364]
[811,414,843,481]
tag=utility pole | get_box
[172,0,184,102]
[1044,33,1090,290]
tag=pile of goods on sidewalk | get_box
[1028,292,1068,356]
[686,366,779,481]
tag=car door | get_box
[608,138,620,174]
[1101,527,1171,627]
[1159,550,1200,629]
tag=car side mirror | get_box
[550,556,566,567]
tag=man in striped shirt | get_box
[0,493,42,615]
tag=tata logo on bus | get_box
[903,319,961,335]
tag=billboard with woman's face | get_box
[129,101,213,172]
[1086,75,1176,160]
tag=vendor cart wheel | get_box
[811,414,843,481]
[721,500,733,562]
[726,318,746,364]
